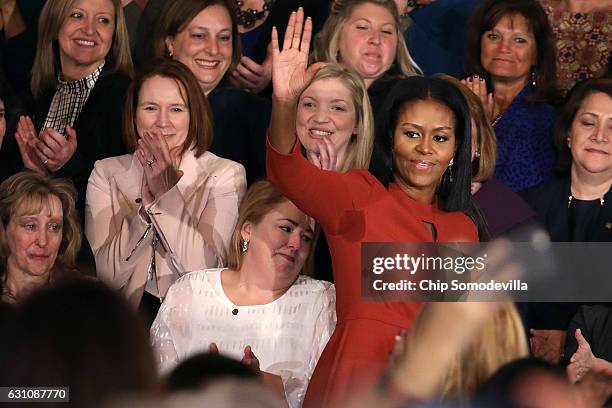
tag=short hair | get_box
[554,77,612,173]
[123,59,214,157]
[0,171,81,272]
[464,0,559,103]
[228,181,313,272]
[152,0,241,88]
[0,280,158,406]
[303,63,374,171]
[31,0,133,97]
[313,0,421,80]
[435,74,497,182]
[370,76,473,212]
[407,303,529,404]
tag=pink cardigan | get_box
[85,150,246,308]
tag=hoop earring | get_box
[240,239,249,254]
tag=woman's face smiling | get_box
[296,77,357,169]
[393,99,457,204]
[165,4,233,94]
[480,13,536,86]
[57,0,115,78]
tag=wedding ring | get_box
[43,159,49,165]
[146,159,155,167]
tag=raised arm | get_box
[269,7,323,154]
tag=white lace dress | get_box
[150,268,336,407]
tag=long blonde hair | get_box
[31,0,133,97]
[313,0,421,81]
[407,303,529,404]
[303,64,374,172]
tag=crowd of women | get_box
[0,0,610,406]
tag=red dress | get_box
[267,140,479,407]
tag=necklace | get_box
[491,112,504,127]
[567,194,605,208]
[234,0,275,29]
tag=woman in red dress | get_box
[267,9,480,407]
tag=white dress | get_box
[150,268,336,408]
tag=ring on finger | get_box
[146,158,156,167]
[43,159,49,165]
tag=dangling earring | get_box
[448,158,454,184]
[240,239,249,253]
[531,69,537,88]
[567,137,571,148]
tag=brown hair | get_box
[31,0,133,97]
[554,78,612,173]
[228,181,313,273]
[436,74,497,182]
[152,0,241,88]
[464,0,559,103]
[122,59,213,157]
[407,303,529,404]
[1,280,158,406]
[313,0,421,81]
[0,171,81,271]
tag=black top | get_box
[522,176,612,242]
[208,85,270,185]
[522,176,612,331]
[1,69,131,219]
[565,304,612,365]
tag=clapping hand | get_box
[461,75,498,123]
[241,345,261,373]
[568,328,597,383]
[306,137,338,171]
[232,43,273,94]
[271,7,323,103]
[15,115,46,174]
[15,116,79,173]
[135,129,183,201]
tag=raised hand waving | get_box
[271,7,323,103]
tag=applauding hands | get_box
[461,75,500,123]
[15,116,78,174]
[135,129,184,205]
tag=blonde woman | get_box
[0,171,82,304]
[296,63,374,173]
[313,0,420,90]
[151,180,335,408]
[404,303,529,404]
[295,63,374,281]
[14,0,133,221]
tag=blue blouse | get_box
[493,87,558,192]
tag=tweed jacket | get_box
[85,150,246,308]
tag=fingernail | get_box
[480,77,484,82]
[468,77,473,82]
